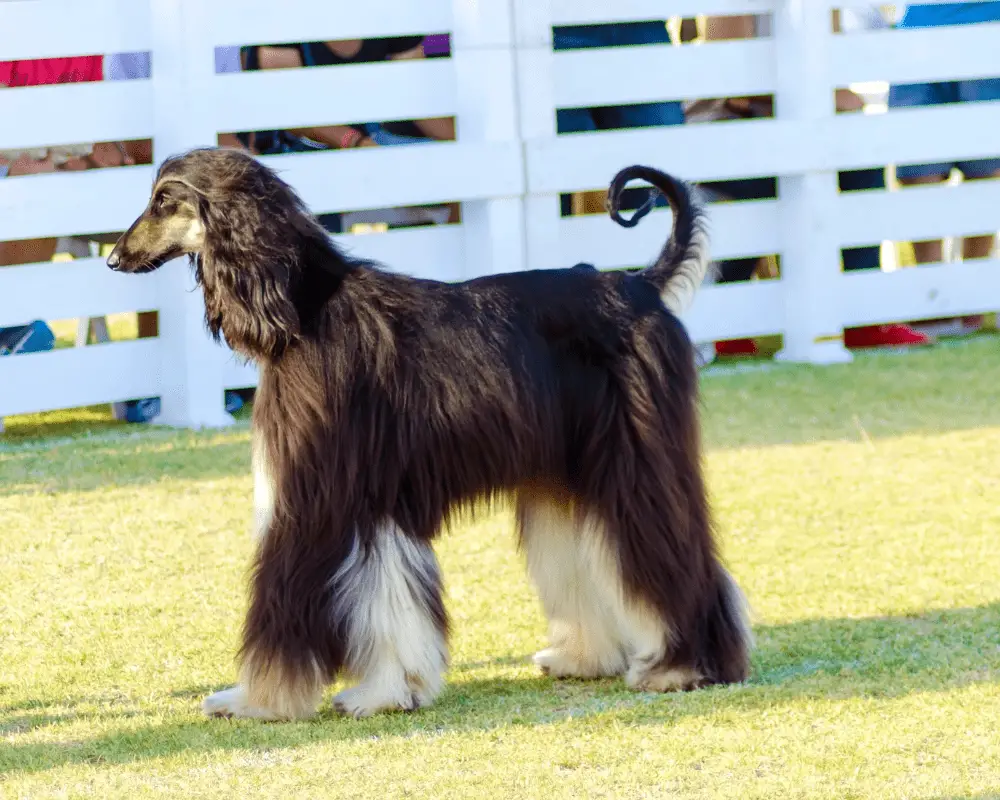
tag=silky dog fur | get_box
[108,148,751,720]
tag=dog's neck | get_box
[194,225,365,362]
[292,230,361,334]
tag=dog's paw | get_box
[533,646,605,679]
[332,683,422,719]
[202,686,280,720]
[625,664,703,693]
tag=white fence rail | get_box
[1,0,999,426]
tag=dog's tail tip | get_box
[606,165,710,316]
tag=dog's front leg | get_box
[330,521,448,719]
[203,433,328,721]
[202,549,329,721]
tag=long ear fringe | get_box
[193,170,309,360]
[188,152,363,361]
[200,249,301,361]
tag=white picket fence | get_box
[1,0,999,427]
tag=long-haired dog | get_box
[108,148,751,720]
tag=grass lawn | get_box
[2,336,999,799]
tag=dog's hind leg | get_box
[517,488,653,680]
[519,484,730,693]
[330,521,448,718]
[617,561,751,694]
[589,419,752,692]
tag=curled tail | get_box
[606,165,710,315]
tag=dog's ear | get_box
[199,244,301,361]
[185,160,350,361]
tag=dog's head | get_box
[106,167,206,274]
[108,147,333,360]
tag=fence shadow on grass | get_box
[2,601,997,776]
[0,426,252,497]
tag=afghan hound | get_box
[107,148,751,720]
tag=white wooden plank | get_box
[451,0,514,49]
[832,25,1000,87]
[0,257,165,328]
[453,48,520,142]
[222,359,259,390]
[837,180,1000,248]
[552,39,774,108]
[684,279,783,342]
[0,166,154,241]
[0,339,162,417]
[548,201,780,270]
[840,261,1000,327]
[203,0,451,48]
[526,101,1000,193]
[334,225,465,281]
[829,102,1000,172]
[526,119,804,192]
[0,82,153,153]
[550,0,777,25]
[212,60,455,133]
[551,0,957,25]
[269,141,524,212]
[697,200,781,261]
[0,0,151,60]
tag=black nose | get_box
[107,251,121,270]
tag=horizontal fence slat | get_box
[549,0,959,26]
[526,120,804,190]
[549,0,777,25]
[0,0,151,60]
[838,181,1000,247]
[212,61,456,133]
[0,167,154,241]
[222,359,259,390]
[544,201,780,270]
[334,225,465,281]
[203,0,451,48]
[0,258,164,328]
[832,25,1000,87]
[268,142,524,211]
[0,339,162,417]
[841,261,1000,327]
[0,82,153,153]
[831,102,1000,171]
[552,39,773,108]
[526,101,1000,192]
[684,280,783,343]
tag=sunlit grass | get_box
[47,312,140,349]
[1,336,999,799]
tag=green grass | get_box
[2,336,999,799]
[47,312,140,350]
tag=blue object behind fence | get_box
[0,320,55,356]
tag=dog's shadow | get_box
[3,602,998,776]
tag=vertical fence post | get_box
[512,0,562,271]
[774,0,852,364]
[451,0,526,278]
[149,0,234,427]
